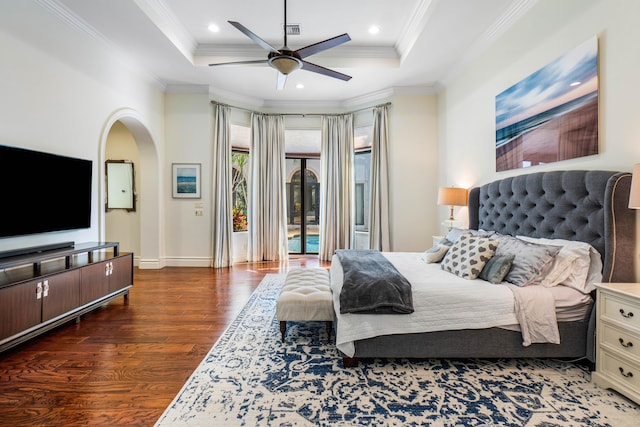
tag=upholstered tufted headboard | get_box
[468,170,636,283]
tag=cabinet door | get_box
[108,254,133,293]
[41,270,80,322]
[80,261,110,305]
[0,281,41,341]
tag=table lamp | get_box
[438,187,468,221]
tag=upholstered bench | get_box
[276,268,334,342]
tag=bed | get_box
[330,170,636,367]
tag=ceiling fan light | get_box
[269,55,302,75]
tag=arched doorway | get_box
[286,159,320,254]
[99,109,162,269]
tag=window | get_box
[232,151,249,231]
[231,124,250,232]
[354,150,371,230]
[354,124,372,232]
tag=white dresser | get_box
[592,282,640,404]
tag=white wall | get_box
[0,6,164,260]
[438,0,640,275]
[389,93,439,251]
[439,0,640,187]
[164,92,214,266]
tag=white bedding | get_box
[331,252,520,357]
[331,251,592,357]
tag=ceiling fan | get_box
[209,0,352,90]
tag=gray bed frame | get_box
[341,170,636,367]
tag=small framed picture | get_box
[172,163,201,198]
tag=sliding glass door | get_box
[286,158,320,254]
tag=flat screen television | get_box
[0,144,93,238]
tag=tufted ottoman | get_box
[276,268,334,342]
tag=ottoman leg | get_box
[325,321,332,340]
[280,321,287,342]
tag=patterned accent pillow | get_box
[440,234,499,280]
[479,255,515,284]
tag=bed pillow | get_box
[444,228,494,244]
[479,254,515,284]
[419,239,453,263]
[441,233,498,280]
[516,236,602,293]
[492,234,561,287]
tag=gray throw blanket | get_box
[336,249,414,314]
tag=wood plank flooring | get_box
[0,257,329,427]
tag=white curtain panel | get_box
[211,104,234,267]
[319,114,354,260]
[369,105,391,251]
[247,114,289,261]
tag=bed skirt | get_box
[343,320,591,361]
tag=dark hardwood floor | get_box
[0,256,329,427]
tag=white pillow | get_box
[516,236,602,293]
[419,241,452,263]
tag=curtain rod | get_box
[209,100,391,117]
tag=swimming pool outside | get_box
[288,234,319,253]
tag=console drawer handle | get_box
[619,367,634,378]
[619,308,634,319]
[619,338,634,348]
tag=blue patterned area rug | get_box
[155,274,639,426]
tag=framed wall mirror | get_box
[105,160,136,211]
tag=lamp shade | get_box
[630,163,640,209]
[437,187,468,207]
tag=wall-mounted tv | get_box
[0,144,93,238]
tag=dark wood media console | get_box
[0,242,133,353]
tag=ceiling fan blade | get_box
[276,72,287,91]
[209,59,268,67]
[301,60,352,81]
[228,21,280,53]
[295,33,351,59]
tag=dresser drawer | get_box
[600,323,640,361]
[599,350,640,390]
[601,293,640,331]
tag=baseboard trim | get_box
[163,257,211,268]
[138,258,164,269]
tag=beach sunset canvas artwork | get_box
[495,37,598,172]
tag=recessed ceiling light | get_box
[296,83,304,89]
[369,26,380,35]
[208,24,220,33]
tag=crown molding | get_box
[133,0,197,63]
[165,84,210,94]
[35,0,166,90]
[391,85,439,96]
[203,84,438,112]
[440,0,539,86]
[340,88,395,109]
[261,99,344,111]
[36,0,109,46]
[395,0,437,62]
[209,86,267,109]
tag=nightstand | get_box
[592,282,640,404]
